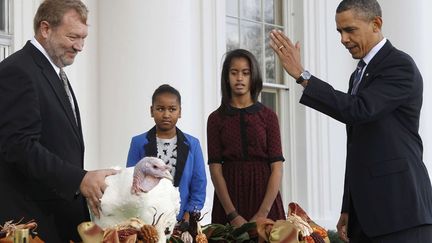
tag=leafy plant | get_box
[169,224,344,243]
[327,230,344,243]
[202,222,257,243]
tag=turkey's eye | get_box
[153,165,158,169]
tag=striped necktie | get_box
[59,68,77,123]
[351,60,366,95]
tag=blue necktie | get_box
[351,60,366,95]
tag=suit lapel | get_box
[346,40,394,138]
[174,128,189,187]
[68,83,84,147]
[42,68,80,130]
[144,127,158,157]
[26,42,83,144]
[357,40,394,92]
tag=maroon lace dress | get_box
[207,102,286,224]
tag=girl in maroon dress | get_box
[207,49,286,227]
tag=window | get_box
[225,0,287,113]
[0,0,12,61]
[261,88,278,111]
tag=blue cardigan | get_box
[126,126,206,221]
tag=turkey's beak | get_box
[163,170,173,181]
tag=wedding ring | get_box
[278,45,285,50]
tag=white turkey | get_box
[92,156,180,243]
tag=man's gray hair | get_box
[34,0,88,34]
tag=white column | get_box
[12,0,41,50]
[199,0,226,224]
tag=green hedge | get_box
[327,230,344,243]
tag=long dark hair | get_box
[219,49,263,110]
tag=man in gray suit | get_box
[270,0,432,242]
[0,0,116,241]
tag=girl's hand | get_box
[250,210,269,222]
[230,215,247,227]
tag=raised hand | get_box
[269,29,304,81]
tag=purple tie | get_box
[351,60,366,95]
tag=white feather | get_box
[93,165,180,243]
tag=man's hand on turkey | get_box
[80,168,119,218]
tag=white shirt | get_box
[30,37,61,77]
[358,37,387,80]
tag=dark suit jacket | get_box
[300,40,432,237]
[0,41,88,242]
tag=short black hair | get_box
[220,49,263,107]
[152,84,181,105]
[336,0,382,21]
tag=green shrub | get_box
[327,230,344,243]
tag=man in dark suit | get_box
[0,0,116,242]
[270,0,432,242]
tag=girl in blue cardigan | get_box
[126,84,206,227]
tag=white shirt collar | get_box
[362,37,387,65]
[30,37,62,77]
